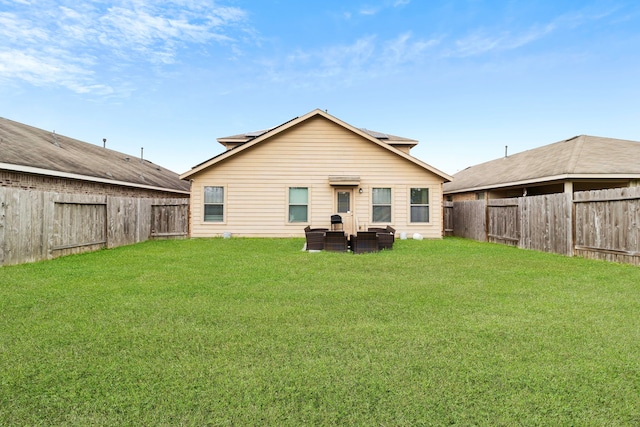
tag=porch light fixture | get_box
[359,188,363,193]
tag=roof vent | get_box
[50,131,60,147]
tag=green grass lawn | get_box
[1,237,639,426]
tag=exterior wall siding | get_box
[189,116,444,239]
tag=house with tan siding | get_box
[180,109,452,239]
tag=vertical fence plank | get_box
[443,202,454,236]
[0,188,6,265]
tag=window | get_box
[410,188,429,222]
[204,186,224,222]
[289,187,308,222]
[337,191,350,213]
[372,188,391,222]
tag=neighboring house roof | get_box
[181,109,451,181]
[0,117,190,193]
[444,135,640,194]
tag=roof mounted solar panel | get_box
[361,128,389,139]
[245,130,269,137]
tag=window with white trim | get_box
[372,188,391,222]
[410,188,429,222]
[204,186,224,222]
[289,187,308,222]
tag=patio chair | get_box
[368,226,395,250]
[330,214,343,231]
[350,231,379,254]
[304,226,328,251]
[324,231,348,252]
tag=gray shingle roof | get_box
[0,117,189,192]
[444,135,640,193]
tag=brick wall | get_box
[448,192,478,202]
[1,170,189,199]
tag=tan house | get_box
[444,135,640,201]
[181,109,452,238]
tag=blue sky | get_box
[1,0,639,176]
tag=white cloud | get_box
[359,7,379,16]
[451,23,556,57]
[0,12,49,43]
[449,8,616,58]
[0,0,249,94]
[0,48,113,95]
[264,32,438,88]
[383,32,439,63]
[357,0,410,16]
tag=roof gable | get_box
[181,109,451,181]
[0,117,189,193]
[444,135,640,193]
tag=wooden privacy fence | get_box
[444,186,640,266]
[574,187,640,264]
[0,187,188,266]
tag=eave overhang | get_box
[443,173,640,195]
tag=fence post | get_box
[105,196,111,249]
[518,197,524,250]
[0,188,5,266]
[484,194,489,242]
[569,192,575,257]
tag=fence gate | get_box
[53,201,107,257]
[487,199,519,246]
[150,203,188,238]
